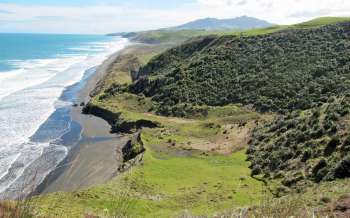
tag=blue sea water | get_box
[0,33,117,72]
[0,33,128,199]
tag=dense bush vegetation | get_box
[116,22,350,116]
[247,97,350,187]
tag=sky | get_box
[0,0,349,34]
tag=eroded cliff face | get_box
[83,103,160,134]
[82,102,150,173]
[82,103,121,125]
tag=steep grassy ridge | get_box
[92,44,169,95]
[296,17,350,28]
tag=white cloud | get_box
[197,0,236,7]
[0,0,349,34]
[0,3,197,33]
[195,0,350,24]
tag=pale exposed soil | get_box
[179,121,256,155]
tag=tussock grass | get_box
[0,201,34,218]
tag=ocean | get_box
[0,33,128,199]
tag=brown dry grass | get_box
[0,201,34,218]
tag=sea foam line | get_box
[0,37,129,198]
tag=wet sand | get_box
[39,50,130,194]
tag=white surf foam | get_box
[0,37,129,198]
[0,58,79,101]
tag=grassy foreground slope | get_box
[33,91,350,217]
[33,95,269,217]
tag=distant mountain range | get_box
[172,16,274,30]
[107,16,274,36]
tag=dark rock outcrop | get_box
[117,132,145,173]
[122,132,145,162]
[83,103,121,125]
[83,103,160,133]
[112,118,160,134]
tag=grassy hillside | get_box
[32,87,350,217]
[33,90,269,217]
[296,17,350,28]
[32,146,265,217]
[229,17,350,36]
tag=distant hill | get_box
[106,32,136,38]
[173,16,273,30]
[107,16,273,43]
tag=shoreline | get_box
[35,45,133,195]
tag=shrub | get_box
[341,136,350,153]
[301,149,312,162]
[324,137,340,156]
[312,159,328,182]
[333,155,350,179]
[126,22,350,116]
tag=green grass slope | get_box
[296,17,350,28]
[33,92,268,217]
[32,149,265,218]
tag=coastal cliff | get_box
[83,102,160,134]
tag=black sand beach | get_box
[37,50,131,194]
